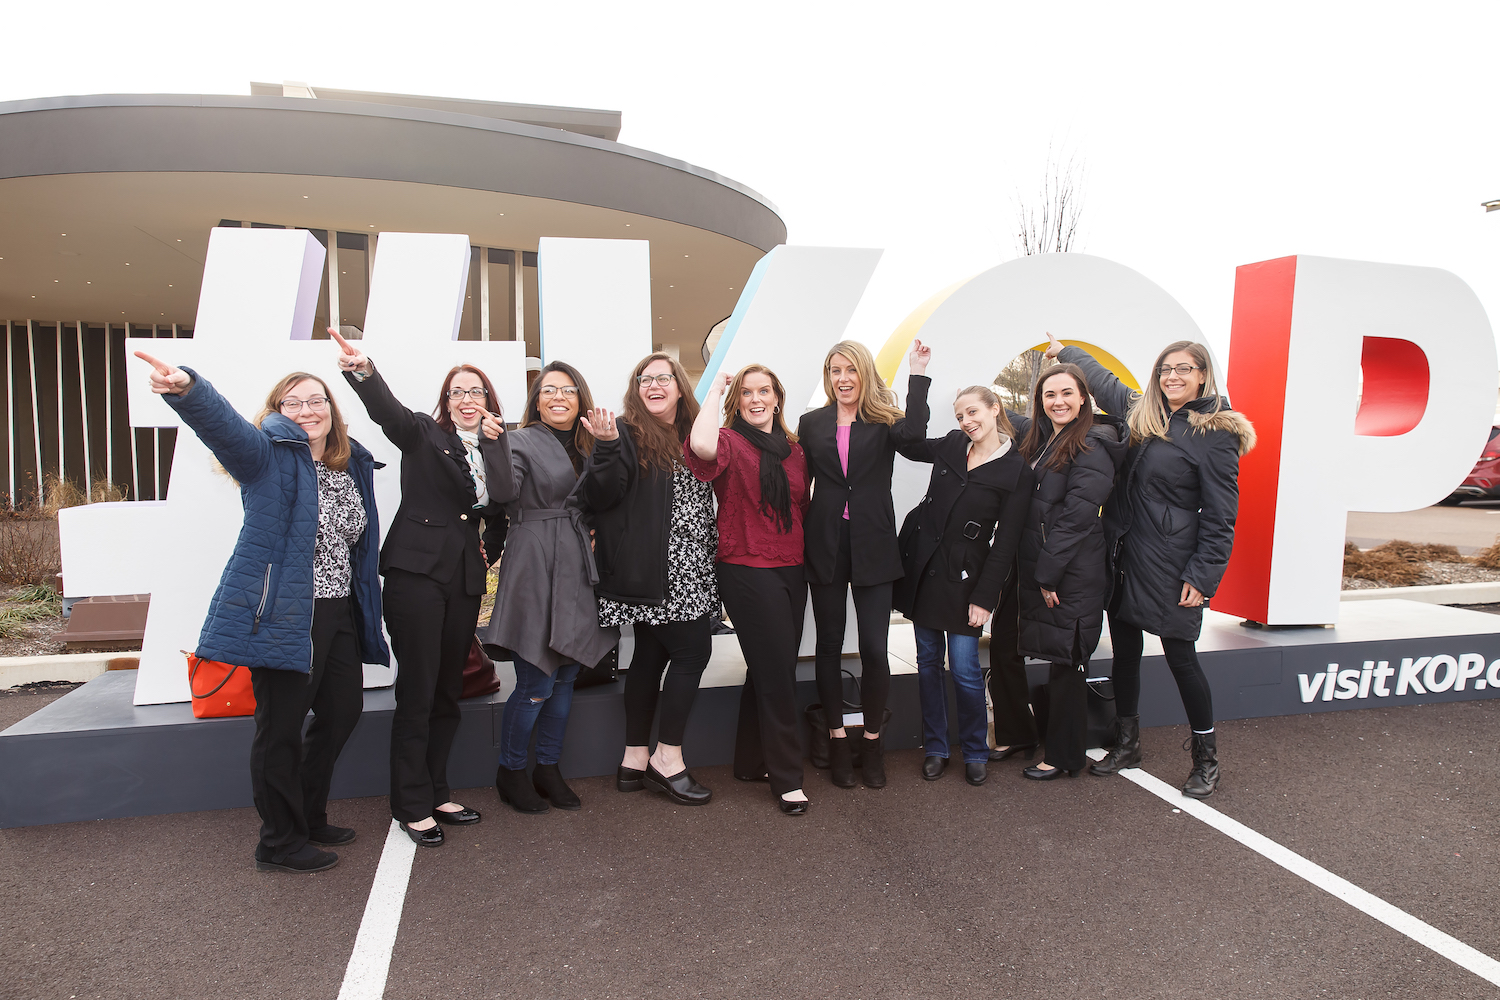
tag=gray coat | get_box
[479,425,619,675]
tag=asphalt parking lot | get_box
[3,690,1499,1000]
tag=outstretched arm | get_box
[135,352,274,485]
[1047,332,1139,419]
[330,327,425,452]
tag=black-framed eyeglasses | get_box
[637,373,677,388]
[539,385,579,398]
[446,387,489,400]
[279,396,329,414]
[1157,364,1202,377]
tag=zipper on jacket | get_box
[252,563,272,634]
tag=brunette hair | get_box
[721,364,799,442]
[256,372,351,472]
[953,384,1016,442]
[822,340,904,426]
[1125,340,1222,445]
[521,360,596,456]
[621,352,699,472]
[432,364,502,433]
[1020,364,1095,472]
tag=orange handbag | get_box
[184,651,258,719]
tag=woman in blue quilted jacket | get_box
[138,351,389,875]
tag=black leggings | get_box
[1108,616,1215,732]
[810,521,891,734]
[622,616,714,746]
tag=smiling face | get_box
[954,393,1000,443]
[447,371,488,433]
[280,378,332,450]
[1158,350,1208,409]
[828,352,861,410]
[738,372,778,432]
[537,370,580,429]
[1040,371,1085,430]
[637,358,681,423]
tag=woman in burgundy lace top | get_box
[685,363,811,815]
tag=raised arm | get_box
[690,372,731,461]
[1047,332,1139,419]
[580,408,631,512]
[136,352,275,486]
[889,339,932,447]
[329,328,426,452]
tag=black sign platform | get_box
[2,600,1496,828]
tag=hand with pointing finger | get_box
[133,350,192,396]
[479,410,505,441]
[1044,331,1064,360]
[328,327,373,376]
[580,407,618,441]
[909,338,931,376]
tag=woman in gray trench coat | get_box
[482,360,619,813]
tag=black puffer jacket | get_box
[1017,418,1128,663]
[1059,346,1256,641]
[893,430,1033,637]
[581,421,674,606]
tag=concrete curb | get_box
[1340,581,1500,605]
[0,653,128,689]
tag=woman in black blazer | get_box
[798,338,930,789]
[331,330,507,847]
[1014,364,1127,780]
[894,385,1032,786]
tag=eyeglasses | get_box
[279,396,329,414]
[446,387,489,400]
[637,373,677,388]
[539,385,579,398]
[1157,364,1202,377]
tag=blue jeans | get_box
[498,656,582,770]
[913,627,989,763]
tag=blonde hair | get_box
[722,364,799,442]
[954,384,1016,441]
[257,372,352,472]
[1124,341,1223,445]
[823,340,904,426]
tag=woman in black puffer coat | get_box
[1048,334,1255,798]
[1014,363,1127,780]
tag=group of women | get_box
[137,322,1251,872]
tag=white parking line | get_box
[1090,750,1500,988]
[337,820,417,1000]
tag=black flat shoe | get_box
[434,806,481,826]
[1023,764,1078,781]
[989,743,1038,762]
[617,765,647,792]
[734,771,770,783]
[922,755,947,781]
[398,820,444,847]
[255,844,338,873]
[965,761,987,786]
[778,795,809,815]
[644,763,713,805]
[307,824,356,846]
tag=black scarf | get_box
[731,416,793,533]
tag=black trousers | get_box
[1042,661,1089,772]
[623,615,715,747]
[384,568,482,823]
[716,561,807,796]
[987,577,1038,747]
[248,597,363,859]
[1108,615,1215,732]
[810,520,892,735]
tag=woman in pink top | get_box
[685,364,811,815]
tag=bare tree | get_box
[996,153,1085,412]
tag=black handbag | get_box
[573,644,620,690]
[1028,672,1119,749]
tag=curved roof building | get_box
[0,83,785,501]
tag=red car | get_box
[1442,425,1500,504]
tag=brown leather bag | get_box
[460,637,501,700]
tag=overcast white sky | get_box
[6,1,1498,361]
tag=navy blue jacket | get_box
[165,369,390,673]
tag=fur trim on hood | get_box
[1188,408,1257,456]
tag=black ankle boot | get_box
[1182,732,1219,799]
[533,763,582,811]
[828,735,856,788]
[495,765,550,814]
[860,735,886,788]
[1089,715,1142,776]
